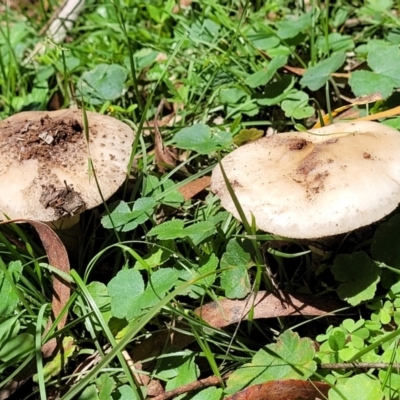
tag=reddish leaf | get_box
[0,219,70,399]
[130,291,341,366]
[178,176,211,200]
[195,291,341,329]
[153,100,178,172]
[225,380,330,400]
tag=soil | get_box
[1,112,90,217]
[39,183,86,218]
[8,114,84,162]
[288,138,309,151]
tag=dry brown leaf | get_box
[153,100,179,172]
[0,219,70,399]
[130,291,341,366]
[195,291,341,329]
[282,64,350,79]
[313,92,386,128]
[178,176,211,200]
[225,380,330,400]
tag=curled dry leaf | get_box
[153,100,179,172]
[0,219,70,400]
[195,291,341,329]
[225,380,330,400]
[177,176,211,201]
[130,291,341,365]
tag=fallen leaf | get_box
[153,100,179,172]
[282,64,350,79]
[195,291,341,328]
[313,92,385,127]
[130,291,341,365]
[178,176,211,200]
[0,219,70,399]
[225,380,330,400]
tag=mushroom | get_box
[0,109,135,229]
[211,121,400,239]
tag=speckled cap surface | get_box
[211,121,400,239]
[0,109,135,222]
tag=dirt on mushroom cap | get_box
[0,109,135,222]
[211,121,400,239]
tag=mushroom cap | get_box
[211,121,400,239]
[0,109,135,222]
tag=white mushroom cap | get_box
[0,109,134,222]
[211,121,400,239]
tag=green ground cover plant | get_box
[3,0,400,399]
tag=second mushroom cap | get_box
[211,121,400,239]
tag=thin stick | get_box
[152,376,222,400]
[321,362,400,370]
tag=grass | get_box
[2,0,400,399]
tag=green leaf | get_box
[111,384,139,400]
[148,220,186,240]
[77,64,128,105]
[227,100,259,117]
[220,239,251,299]
[247,30,280,51]
[190,387,223,400]
[281,90,314,119]
[183,254,218,299]
[0,261,23,316]
[245,56,287,88]
[97,374,115,400]
[349,70,395,99]
[300,52,346,91]
[34,336,76,382]
[148,220,215,244]
[371,214,400,269]
[159,179,185,207]
[107,269,145,320]
[0,316,20,348]
[328,329,346,351]
[256,76,295,106]
[332,252,381,306]
[316,33,354,56]
[234,128,263,146]
[172,124,232,154]
[78,385,99,400]
[329,374,383,400]
[367,44,400,86]
[157,353,199,391]
[135,268,178,318]
[101,198,156,232]
[0,332,34,362]
[134,245,172,270]
[349,45,400,98]
[184,221,216,246]
[226,331,316,394]
[219,88,247,104]
[276,12,313,39]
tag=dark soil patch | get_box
[7,114,84,162]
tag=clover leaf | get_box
[225,330,316,394]
[172,124,232,154]
[332,252,381,306]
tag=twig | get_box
[25,0,85,63]
[321,362,400,370]
[151,376,222,400]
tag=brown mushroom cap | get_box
[211,121,400,239]
[0,109,135,222]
